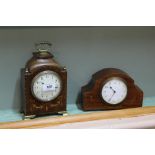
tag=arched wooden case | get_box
[79,68,143,111]
[21,44,67,119]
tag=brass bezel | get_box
[31,70,62,102]
[101,77,128,105]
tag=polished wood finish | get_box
[79,68,143,111]
[21,50,67,118]
[0,106,155,129]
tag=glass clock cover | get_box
[101,77,127,105]
[31,71,62,102]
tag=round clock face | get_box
[31,71,62,102]
[101,77,127,105]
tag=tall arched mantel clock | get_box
[21,42,67,119]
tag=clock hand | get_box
[110,86,116,93]
[108,89,116,102]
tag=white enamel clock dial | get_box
[32,71,62,102]
[101,77,127,105]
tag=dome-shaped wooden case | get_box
[21,43,67,119]
[79,68,143,111]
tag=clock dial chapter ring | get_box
[101,77,128,105]
[31,70,62,102]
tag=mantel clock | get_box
[79,68,143,111]
[21,42,67,119]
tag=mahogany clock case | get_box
[79,68,143,111]
[21,51,67,118]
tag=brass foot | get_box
[23,115,36,120]
[58,111,68,116]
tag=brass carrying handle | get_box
[35,41,52,52]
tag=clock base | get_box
[23,111,68,120]
[58,111,68,116]
[23,115,36,120]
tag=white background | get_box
[0,0,155,26]
[0,0,155,155]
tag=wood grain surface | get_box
[0,106,155,129]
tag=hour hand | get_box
[110,86,116,93]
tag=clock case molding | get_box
[21,50,67,119]
[79,68,143,111]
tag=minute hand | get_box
[108,87,116,102]
[108,92,116,102]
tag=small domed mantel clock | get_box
[80,68,143,111]
[21,42,67,119]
